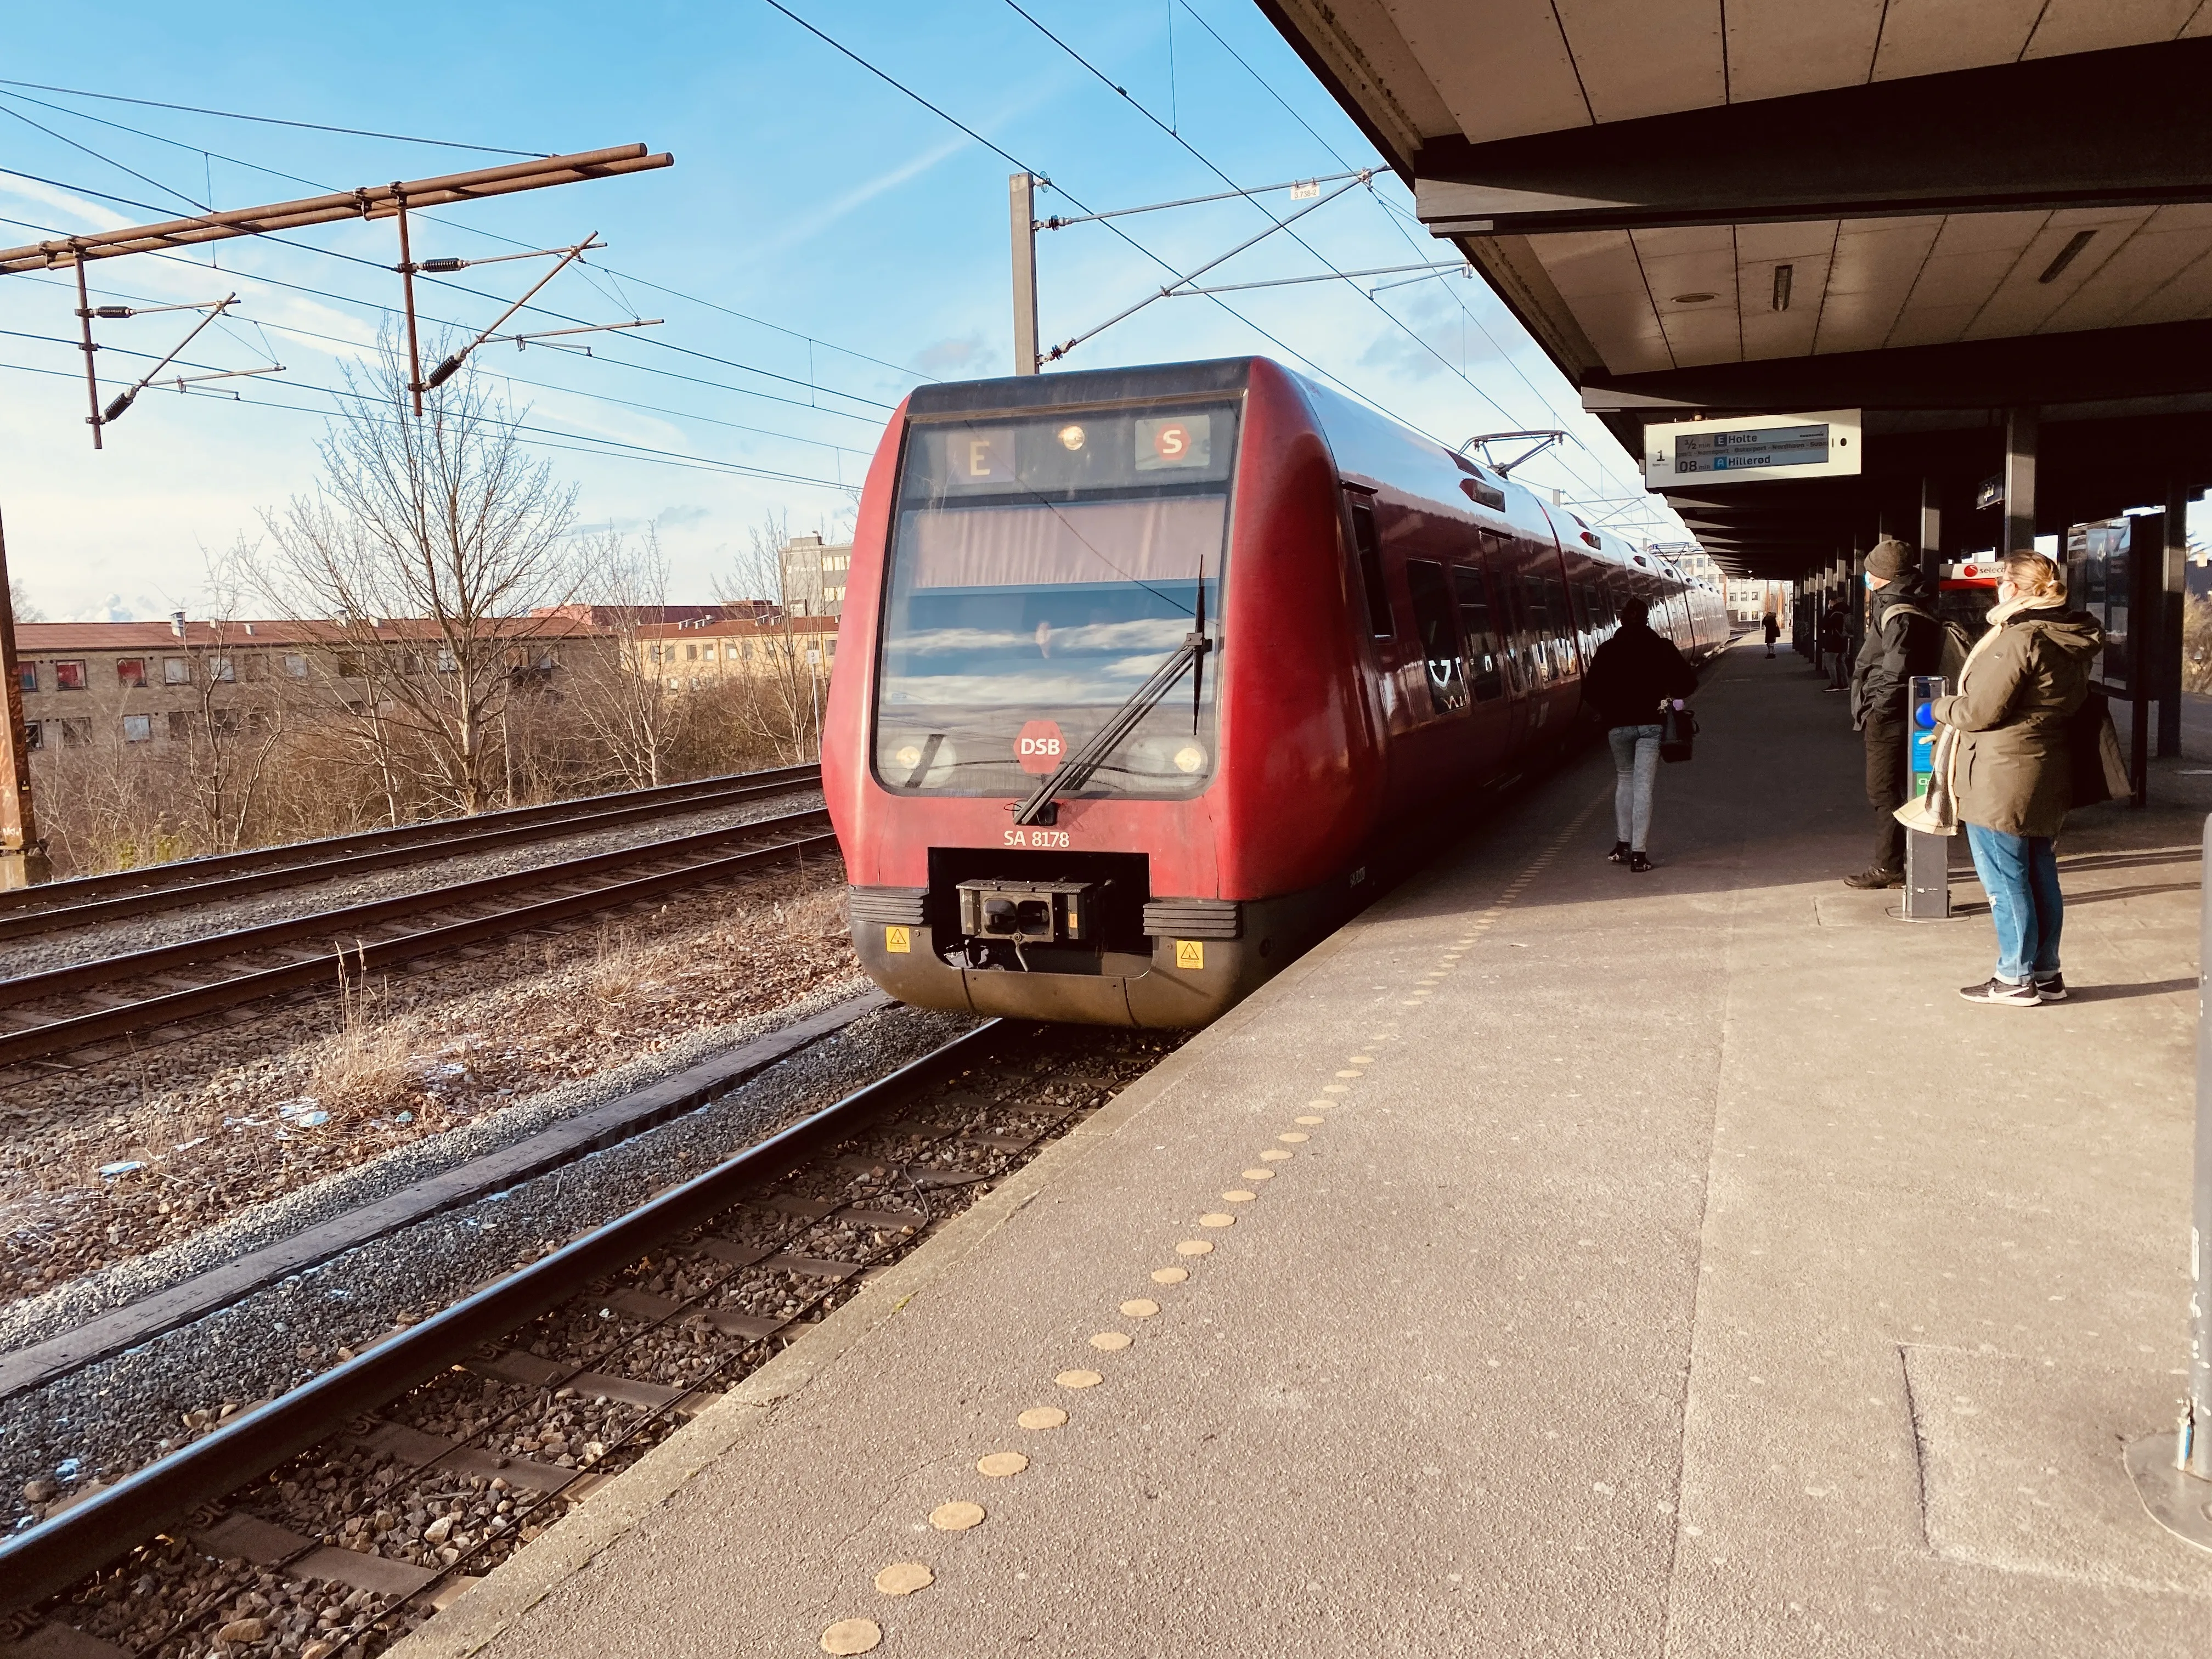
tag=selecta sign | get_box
[1015,719,1066,774]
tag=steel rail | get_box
[0,763,820,918]
[0,815,835,1066]
[0,1019,1007,1616]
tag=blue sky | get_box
[0,0,1675,621]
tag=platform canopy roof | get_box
[1261,1,2212,576]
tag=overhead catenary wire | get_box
[758,0,1470,449]
[0,78,548,157]
[1166,0,1673,524]
[1001,0,1633,507]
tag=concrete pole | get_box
[2003,407,2039,556]
[1009,173,1040,376]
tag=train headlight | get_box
[1173,743,1206,774]
[1058,423,1086,452]
[895,744,921,769]
[885,735,957,787]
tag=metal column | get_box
[2161,484,2188,759]
[1009,173,1040,377]
[2127,812,2212,1547]
[1920,476,1944,584]
[2003,407,2038,556]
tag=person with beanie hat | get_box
[1844,537,1945,887]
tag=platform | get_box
[400,641,2211,1659]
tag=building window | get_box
[208,656,235,682]
[702,644,718,660]
[57,718,90,747]
[121,714,152,743]
[163,657,191,685]
[241,653,267,681]
[665,676,680,690]
[17,665,35,693]
[283,654,309,678]
[685,643,698,661]
[116,658,148,688]
[24,720,41,750]
[167,710,194,740]
[53,659,87,691]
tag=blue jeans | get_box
[1964,822,2063,984]
[1609,724,1662,851]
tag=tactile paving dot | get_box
[1221,1190,1255,1203]
[1056,1368,1104,1388]
[1242,1169,1275,1181]
[1335,1069,1363,1078]
[874,1562,934,1596]
[930,1500,986,1531]
[978,1452,1030,1477]
[1199,1212,1236,1228]
[1151,1266,1190,1284]
[1019,1406,1069,1430]
[1295,1115,1325,1125]
[1322,1084,1350,1093]
[1307,1099,1336,1109]
[1349,1054,1375,1063]
[1176,1240,1215,1256]
[1120,1299,1160,1318]
[1260,1149,1293,1161]
[1278,1132,1310,1144]
[821,1617,883,1654]
[1090,1330,1133,1351]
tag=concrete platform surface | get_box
[401,642,2211,1659]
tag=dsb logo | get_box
[1015,719,1066,775]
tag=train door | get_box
[1342,484,1410,743]
[1451,555,1514,777]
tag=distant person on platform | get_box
[1928,553,2102,1005]
[1586,596,1699,874]
[1844,538,1945,889]
[1818,597,1851,689]
[1762,612,1781,657]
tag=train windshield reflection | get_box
[873,405,1235,798]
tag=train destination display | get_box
[1643,409,1861,490]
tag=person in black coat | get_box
[1762,612,1781,657]
[1845,538,1946,888]
[1584,597,1699,873]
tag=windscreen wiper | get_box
[1012,628,1211,826]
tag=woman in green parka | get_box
[1930,552,2104,1007]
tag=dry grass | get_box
[307,956,425,1116]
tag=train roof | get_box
[902,356,1712,588]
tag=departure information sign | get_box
[1668,422,1830,476]
[1643,409,1860,490]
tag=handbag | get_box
[1658,704,1697,764]
[2064,689,2130,808]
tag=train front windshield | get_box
[873,403,1235,799]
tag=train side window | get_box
[1345,492,1392,639]
[1544,577,1575,673]
[1403,559,1468,713]
[1521,575,1554,685]
[1452,564,1504,701]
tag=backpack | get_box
[1882,601,1973,686]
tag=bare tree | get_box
[172,562,287,853]
[247,330,584,815]
[9,578,41,624]
[714,512,823,763]
[566,525,692,788]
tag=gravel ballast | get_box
[1,994,975,1533]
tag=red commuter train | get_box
[823,357,1726,1027]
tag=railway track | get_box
[0,764,822,943]
[0,806,837,1070]
[0,1017,1173,1658]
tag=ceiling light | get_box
[1772,264,1793,312]
[1671,291,1717,304]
